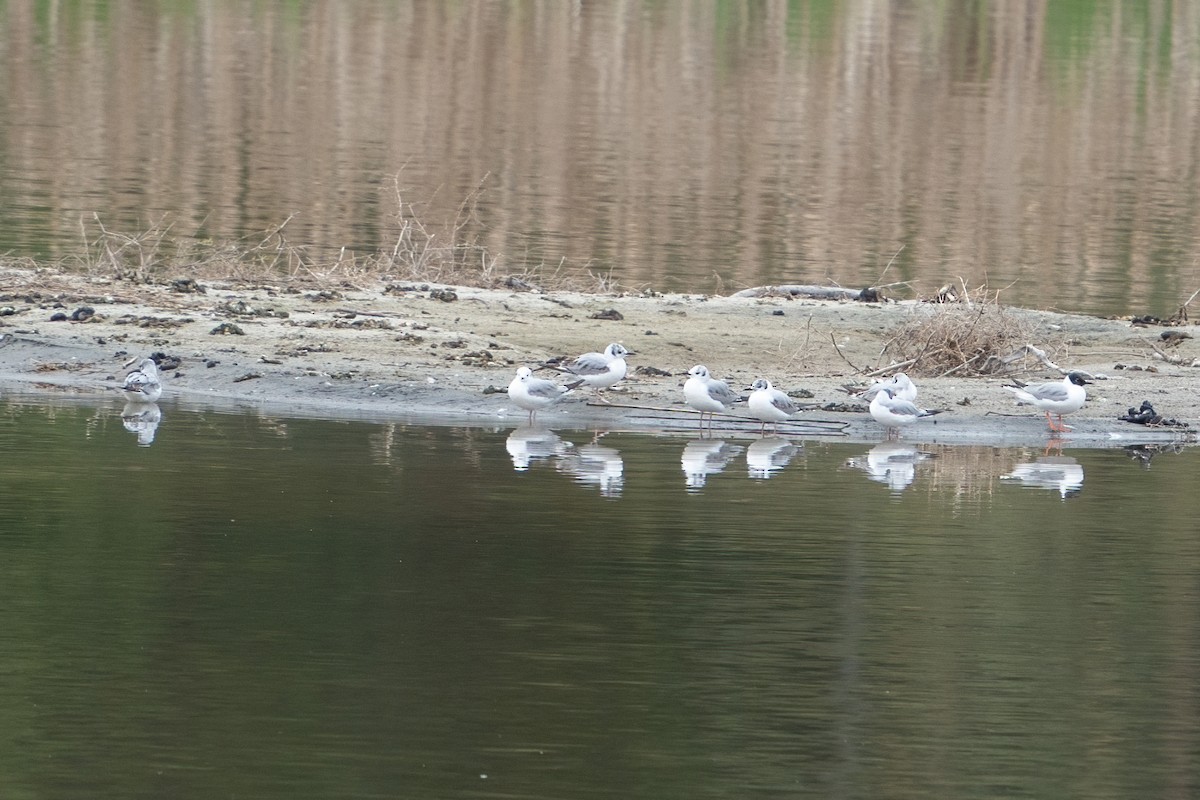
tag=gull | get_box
[746,437,802,479]
[1003,372,1090,432]
[747,378,801,434]
[553,343,630,402]
[507,367,580,422]
[684,365,742,432]
[869,387,943,438]
[121,357,163,403]
[860,372,918,403]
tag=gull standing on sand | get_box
[861,372,918,403]
[747,378,802,434]
[553,343,630,403]
[684,365,741,432]
[869,387,943,438]
[121,357,163,403]
[507,367,579,422]
[1003,372,1090,432]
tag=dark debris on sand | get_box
[1118,400,1191,429]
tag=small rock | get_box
[590,308,624,321]
[503,276,538,292]
[232,372,262,383]
[634,365,672,377]
[821,401,868,413]
[430,288,458,302]
[50,312,68,322]
[206,360,219,368]
[70,306,95,322]
[210,322,245,336]
[772,310,785,316]
[1119,400,1190,429]
[170,278,207,294]
[151,352,183,370]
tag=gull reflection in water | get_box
[121,402,162,447]
[845,442,932,493]
[1001,455,1084,499]
[505,426,572,472]
[745,437,803,480]
[557,441,624,498]
[682,439,744,491]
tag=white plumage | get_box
[554,343,630,401]
[507,366,577,421]
[121,357,163,403]
[747,378,801,434]
[1003,372,1090,432]
[683,365,741,431]
[869,387,941,438]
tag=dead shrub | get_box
[882,291,1056,378]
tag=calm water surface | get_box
[1,2,1199,315]
[1,398,1198,798]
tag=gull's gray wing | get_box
[1027,382,1070,402]
[565,351,611,376]
[707,380,741,405]
[885,398,924,417]
[526,377,568,399]
[124,371,158,391]
[770,390,799,414]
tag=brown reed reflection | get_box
[1,2,1197,313]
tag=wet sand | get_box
[1,267,1196,446]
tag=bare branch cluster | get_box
[882,286,1057,377]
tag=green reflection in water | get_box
[0,400,1198,799]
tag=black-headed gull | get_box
[861,372,918,403]
[553,343,630,402]
[747,378,801,434]
[684,365,741,432]
[869,387,942,438]
[121,357,163,403]
[1003,372,1090,432]
[507,367,579,422]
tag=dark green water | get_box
[2,399,1198,798]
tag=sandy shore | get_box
[1,267,1197,447]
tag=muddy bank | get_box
[0,268,1196,446]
